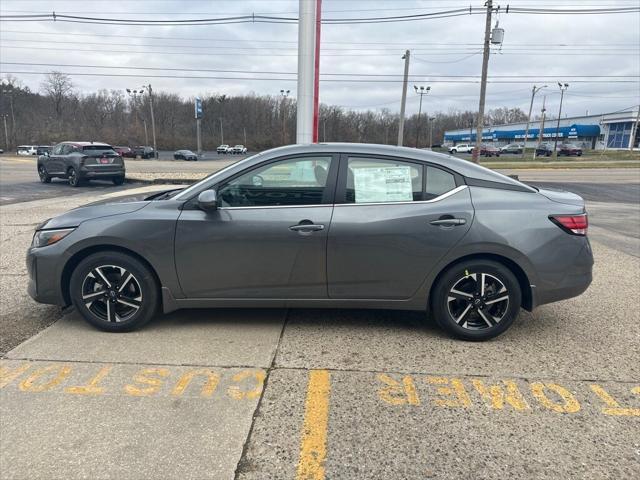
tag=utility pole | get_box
[553,83,569,158]
[397,50,410,146]
[244,127,247,146]
[413,85,430,148]
[142,119,149,145]
[2,115,8,152]
[297,0,322,144]
[146,84,158,158]
[522,85,546,158]
[280,89,290,145]
[429,117,435,149]
[219,119,224,145]
[126,88,142,144]
[629,105,640,150]
[534,95,547,159]
[217,95,227,145]
[472,0,494,163]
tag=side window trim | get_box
[201,153,340,209]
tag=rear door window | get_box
[346,157,423,204]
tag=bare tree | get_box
[41,71,74,118]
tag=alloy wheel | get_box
[68,169,78,186]
[81,265,143,323]
[447,272,509,330]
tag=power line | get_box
[2,29,637,49]
[2,70,636,84]
[2,62,637,79]
[1,7,638,26]
[2,45,636,57]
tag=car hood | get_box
[39,191,167,230]
[536,187,585,207]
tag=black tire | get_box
[68,167,82,187]
[112,176,125,186]
[38,164,51,183]
[431,259,521,341]
[69,251,159,332]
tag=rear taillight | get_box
[550,214,588,236]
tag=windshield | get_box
[173,152,263,200]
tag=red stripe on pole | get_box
[312,0,322,143]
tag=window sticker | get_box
[353,166,413,203]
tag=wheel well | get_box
[429,253,533,311]
[61,245,161,305]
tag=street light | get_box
[413,85,431,148]
[428,117,436,149]
[125,88,142,144]
[280,89,290,145]
[553,83,569,158]
[522,85,547,158]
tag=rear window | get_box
[425,166,457,200]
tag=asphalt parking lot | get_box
[1,156,638,479]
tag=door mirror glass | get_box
[198,190,218,211]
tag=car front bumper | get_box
[26,243,69,307]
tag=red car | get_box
[114,146,136,158]
[558,144,583,156]
[479,144,501,157]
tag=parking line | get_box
[296,369,331,480]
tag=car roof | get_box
[249,143,533,189]
[61,141,112,147]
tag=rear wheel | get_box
[69,251,159,332]
[68,167,82,187]
[38,165,51,183]
[112,176,125,186]
[431,259,521,341]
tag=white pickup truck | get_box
[216,144,231,154]
[448,144,474,154]
[231,145,247,154]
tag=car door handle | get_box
[430,218,466,226]
[289,224,325,232]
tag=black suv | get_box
[133,146,156,159]
[535,143,553,157]
[37,142,125,187]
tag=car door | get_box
[46,143,65,174]
[175,154,338,298]
[327,155,474,300]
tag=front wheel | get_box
[38,165,51,183]
[112,176,125,186]
[69,251,159,332]
[431,260,521,341]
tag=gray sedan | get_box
[26,143,593,340]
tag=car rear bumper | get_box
[533,239,594,308]
[80,166,125,178]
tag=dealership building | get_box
[444,108,639,150]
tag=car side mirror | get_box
[197,190,218,211]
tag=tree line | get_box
[0,73,528,151]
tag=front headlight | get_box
[31,228,76,248]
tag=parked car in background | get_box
[558,143,583,156]
[37,142,125,187]
[114,146,136,158]
[133,146,156,159]
[17,145,37,155]
[217,144,231,154]
[232,145,248,154]
[0,148,4,154]
[479,144,500,157]
[174,149,198,161]
[500,143,524,154]
[535,143,553,157]
[36,146,52,156]
[448,144,474,154]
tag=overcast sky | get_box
[1,0,638,118]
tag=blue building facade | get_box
[444,109,639,150]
